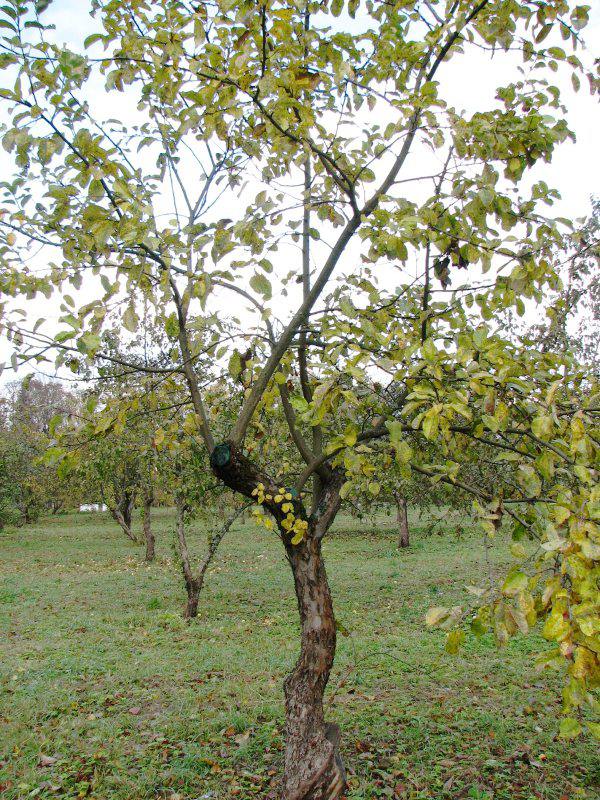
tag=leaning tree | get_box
[1,0,598,796]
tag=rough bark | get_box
[210,441,346,798]
[143,487,155,561]
[185,581,200,618]
[210,441,308,526]
[395,492,410,548]
[282,535,345,800]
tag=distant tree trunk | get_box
[174,498,201,619]
[104,486,138,542]
[174,496,248,619]
[142,487,155,561]
[394,492,410,548]
[184,584,199,618]
[109,504,137,541]
[20,493,38,525]
[121,488,135,532]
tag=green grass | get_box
[0,509,598,800]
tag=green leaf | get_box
[77,332,101,356]
[228,350,243,380]
[422,410,439,440]
[588,721,600,740]
[48,413,63,436]
[535,23,552,43]
[517,464,542,498]
[122,305,139,333]
[250,273,272,300]
[502,569,527,596]
[339,481,353,499]
[339,296,354,317]
[387,420,412,462]
[164,313,179,339]
[559,717,582,739]
[510,542,527,559]
[542,607,570,642]
[532,415,552,439]
[84,33,105,48]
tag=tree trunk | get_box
[174,494,248,619]
[109,505,137,542]
[209,442,346,798]
[22,497,36,524]
[282,536,346,800]
[395,493,410,548]
[185,580,201,619]
[121,488,135,533]
[175,497,204,619]
[106,486,138,542]
[143,488,155,561]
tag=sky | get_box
[0,0,598,384]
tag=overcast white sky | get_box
[1,0,598,383]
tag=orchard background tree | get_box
[166,435,248,619]
[61,364,174,549]
[344,420,473,548]
[0,1,599,797]
[0,376,77,525]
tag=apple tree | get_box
[0,0,598,796]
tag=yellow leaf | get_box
[426,606,449,627]
[559,717,582,739]
[445,629,465,654]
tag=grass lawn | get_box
[0,509,597,800]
